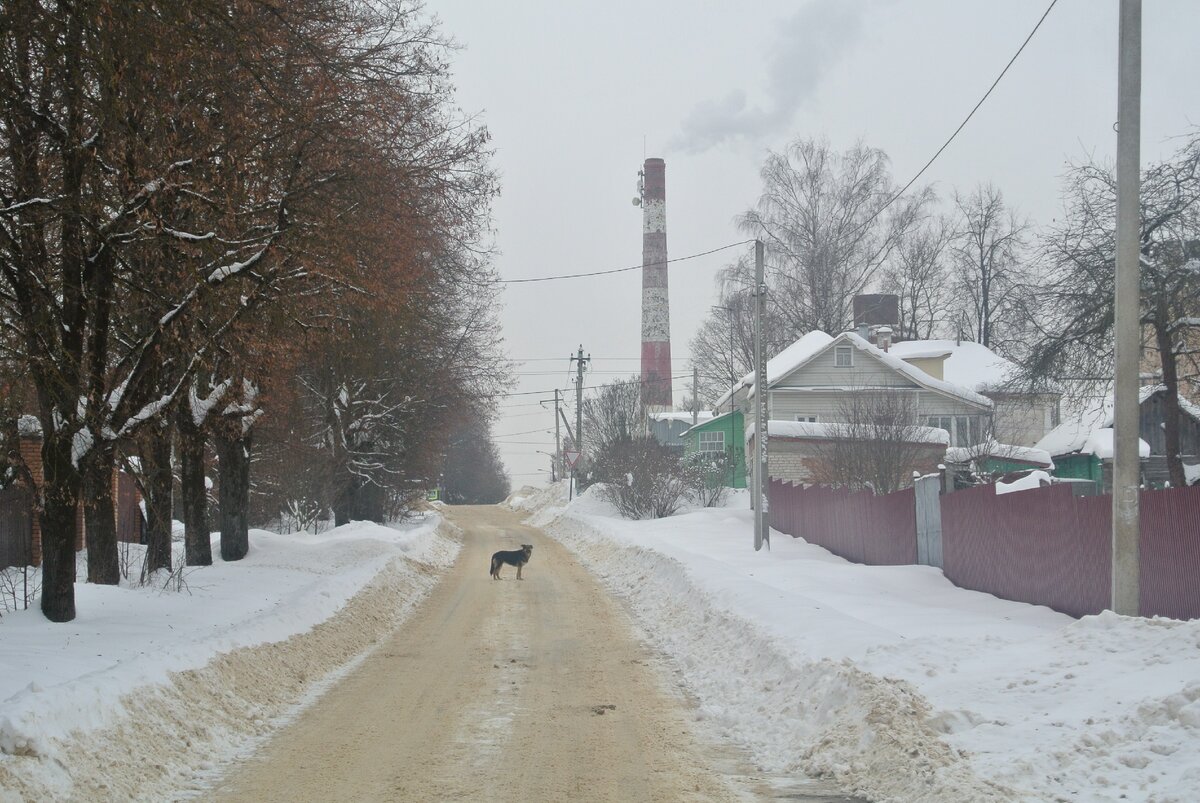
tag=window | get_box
[698,430,725,453]
[927,415,977,447]
[834,346,854,368]
[795,415,818,423]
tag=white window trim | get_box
[698,430,725,453]
[794,415,818,423]
[834,345,854,368]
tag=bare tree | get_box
[884,215,955,341]
[950,184,1033,351]
[740,138,930,337]
[1022,137,1200,488]
[809,390,940,494]
[581,377,648,461]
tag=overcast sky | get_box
[430,0,1200,487]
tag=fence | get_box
[768,479,916,565]
[768,478,1200,620]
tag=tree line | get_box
[0,0,509,622]
[690,136,1200,487]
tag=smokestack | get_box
[639,158,672,411]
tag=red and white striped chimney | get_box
[639,157,672,411]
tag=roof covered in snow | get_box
[944,441,1055,469]
[744,419,951,446]
[1035,384,1197,457]
[649,411,714,424]
[887,339,1021,394]
[714,331,835,410]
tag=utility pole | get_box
[570,345,589,499]
[540,389,562,482]
[1112,0,1141,616]
[692,364,699,427]
[753,240,769,551]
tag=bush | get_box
[682,452,731,508]
[591,436,687,519]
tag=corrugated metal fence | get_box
[769,479,1200,620]
[769,479,916,565]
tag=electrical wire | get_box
[835,0,1060,241]
[496,240,753,284]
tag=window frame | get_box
[697,430,725,453]
[834,346,854,368]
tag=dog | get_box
[490,544,533,580]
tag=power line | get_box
[489,373,694,399]
[496,240,753,284]
[834,0,1060,242]
[493,426,552,438]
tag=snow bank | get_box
[527,485,1200,802]
[0,515,459,801]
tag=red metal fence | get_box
[769,479,1200,620]
[769,479,917,565]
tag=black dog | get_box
[490,544,533,580]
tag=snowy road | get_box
[205,506,859,802]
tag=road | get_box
[206,505,859,802]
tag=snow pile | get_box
[0,515,459,801]
[525,485,1200,802]
[995,469,1052,494]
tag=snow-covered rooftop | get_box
[825,333,994,409]
[714,330,834,409]
[888,339,1019,393]
[944,441,1055,469]
[1035,384,1197,457]
[745,419,951,446]
[649,411,714,424]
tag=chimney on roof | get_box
[853,294,899,330]
[876,326,893,352]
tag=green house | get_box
[682,410,746,488]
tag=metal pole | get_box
[553,389,561,483]
[753,240,769,551]
[729,313,736,488]
[1112,0,1142,616]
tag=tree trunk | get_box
[1155,320,1188,488]
[83,445,120,585]
[178,406,212,566]
[216,432,251,561]
[39,431,80,622]
[140,424,174,575]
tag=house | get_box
[745,419,949,489]
[681,410,746,488]
[647,411,713,453]
[886,339,1061,448]
[1036,385,1200,490]
[0,415,144,569]
[725,331,992,485]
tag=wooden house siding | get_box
[775,349,905,389]
[1140,392,1200,456]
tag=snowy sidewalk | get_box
[518,485,1200,803]
[0,515,458,801]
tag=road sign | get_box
[564,450,581,468]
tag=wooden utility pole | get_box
[1112,0,1142,616]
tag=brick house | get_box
[0,415,143,569]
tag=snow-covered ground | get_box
[0,515,458,801]
[514,483,1200,803]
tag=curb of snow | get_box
[0,519,461,802]
[538,508,1016,803]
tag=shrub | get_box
[591,436,687,519]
